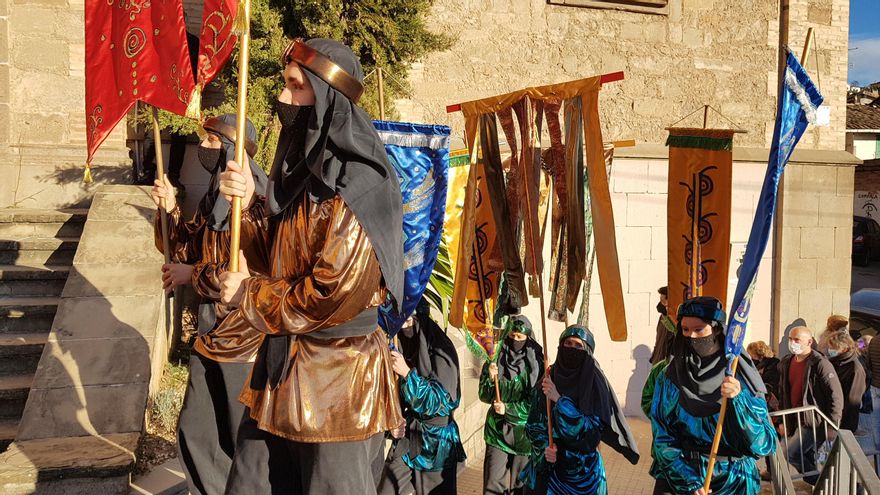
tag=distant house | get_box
[847,103,880,218]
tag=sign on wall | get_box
[856,190,879,218]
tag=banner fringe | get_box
[665,135,733,151]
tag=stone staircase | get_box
[0,209,87,452]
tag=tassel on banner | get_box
[231,1,248,36]
[83,162,93,183]
[195,123,208,140]
[185,84,202,119]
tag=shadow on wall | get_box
[624,344,652,418]
[19,165,132,209]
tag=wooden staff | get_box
[377,67,386,121]
[702,28,814,492]
[487,299,502,404]
[228,0,252,273]
[151,107,171,265]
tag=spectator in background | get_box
[778,326,843,485]
[825,331,867,432]
[856,335,876,457]
[864,334,880,462]
[818,314,849,354]
[649,286,675,365]
[747,341,781,411]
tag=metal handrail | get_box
[769,436,798,494]
[813,429,880,494]
[770,405,840,483]
[769,405,841,432]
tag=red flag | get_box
[85,0,195,168]
[187,0,239,117]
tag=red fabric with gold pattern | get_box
[85,0,195,161]
[194,0,237,94]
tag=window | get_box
[547,0,668,15]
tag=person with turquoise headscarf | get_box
[521,325,639,494]
[649,296,776,495]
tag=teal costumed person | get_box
[649,296,776,495]
[377,299,466,494]
[521,325,640,495]
[479,315,544,494]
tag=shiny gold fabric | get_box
[191,201,272,363]
[153,206,204,264]
[237,193,403,442]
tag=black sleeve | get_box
[818,359,844,427]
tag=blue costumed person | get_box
[649,296,776,495]
[377,298,466,494]
[521,325,640,494]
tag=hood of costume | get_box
[497,314,543,386]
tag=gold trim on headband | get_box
[282,40,365,103]
[203,117,258,157]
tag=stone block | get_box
[12,72,84,113]
[87,189,156,222]
[650,225,667,260]
[800,226,835,259]
[12,37,68,74]
[17,383,148,440]
[0,19,7,64]
[834,225,852,259]
[775,289,801,336]
[32,337,152,389]
[627,259,666,294]
[808,5,832,25]
[14,6,62,36]
[615,226,652,261]
[780,257,817,290]
[623,291,650,332]
[63,264,163,298]
[683,28,704,48]
[610,191,627,228]
[0,162,20,207]
[818,194,853,227]
[74,220,162,265]
[798,288,833,330]
[832,287,850,317]
[837,167,855,197]
[0,64,8,103]
[816,256,851,289]
[612,160,649,193]
[801,165,838,195]
[48,295,161,341]
[12,113,68,144]
[783,191,819,227]
[646,160,668,194]
[13,0,68,6]
[626,193,666,227]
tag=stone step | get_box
[0,333,47,376]
[0,265,69,297]
[0,298,59,335]
[0,209,89,225]
[0,238,79,265]
[0,222,85,239]
[0,418,18,452]
[0,374,33,420]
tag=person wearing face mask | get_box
[650,286,675,365]
[520,325,639,495]
[824,331,867,432]
[376,298,466,495]
[649,296,775,495]
[777,326,843,485]
[151,114,271,495]
[218,38,405,494]
[479,315,544,495]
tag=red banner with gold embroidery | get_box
[187,0,238,117]
[85,0,195,163]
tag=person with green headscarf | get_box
[520,325,639,495]
[479,315,544,494]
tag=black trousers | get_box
[483,445,528,495]
[376,437,457,495]
[176,353,250,495]
[651,478,677,495]
[225,410,384,495]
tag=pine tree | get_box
[151,0,452,170]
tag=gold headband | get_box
[203,117,258,157]
[282,40,365,103]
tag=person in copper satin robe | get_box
[217,38,405,494]
[150,114,269,495]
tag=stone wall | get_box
[0,0,131,210]
[399,0,849,152]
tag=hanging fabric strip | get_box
[666,128,735,320]
[449,119,480,328]
[563,97,587,311]
[583,91,628,341]
[546,99,569,322]
[577,143,613,327]
[480,114,527,314]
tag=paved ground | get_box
[852,261,880,293]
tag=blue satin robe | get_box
[649,372,776,494]
[397,370,466,472]
[520,394,607,495]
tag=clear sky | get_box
[849,0,880,85]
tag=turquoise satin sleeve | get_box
[726,389,776,457]
[401,370,458,418]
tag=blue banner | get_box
[725,51,823,360]
[373,121,450,338]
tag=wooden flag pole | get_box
[377,67,386,121]
[228,0,252,273]
[703,28,814,492]
[150,107,171,265]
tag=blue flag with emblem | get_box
[725,51,823,361]
[373,121,450,338]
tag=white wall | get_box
[852,133,879,161]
